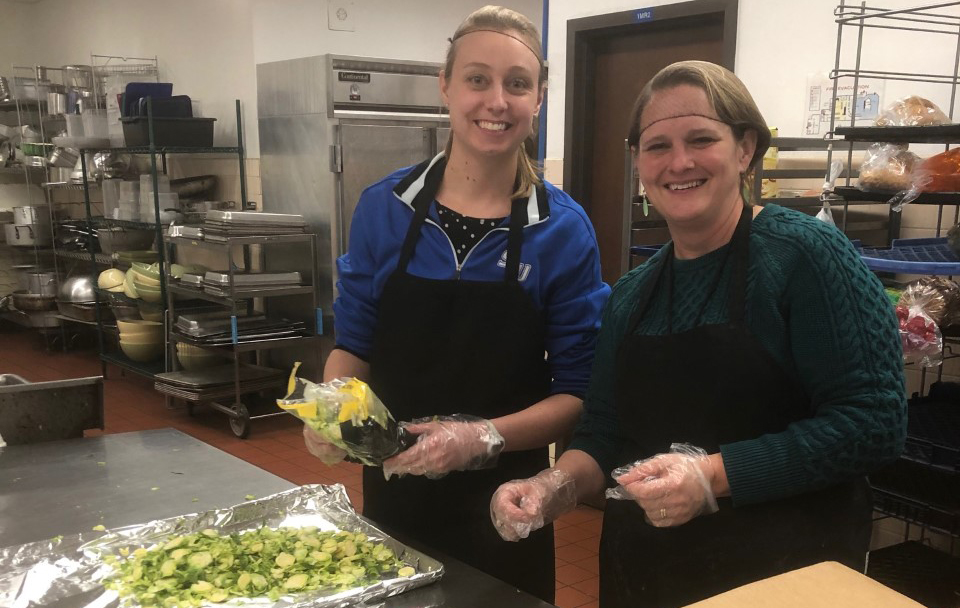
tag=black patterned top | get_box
[435,202,507,264]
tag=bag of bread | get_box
[919,148,960,192]
[859,143,920,191]
[875,96,950,127]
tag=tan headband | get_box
[638,113,728,139]
[449,28,542,63]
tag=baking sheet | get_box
[0,484,444,608]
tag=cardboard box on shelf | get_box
[683,561,923,608]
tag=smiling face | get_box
[440,30,544,162]
[635,84,756,227]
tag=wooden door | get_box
[564,1,737,285]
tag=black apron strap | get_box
[396,160,447,273]
[726,205,753,325]
[624,247,670,337]
[504,197,527,284]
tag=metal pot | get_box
[11,264,39,291]
[11,290,57,311]
[48,147,78,169]
[47,92,67,115]
[4,223,52,247]
[13,205,50,225]
[58,274,96,303]
[25,271,57,296]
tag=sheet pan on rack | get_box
[0,484,444,607]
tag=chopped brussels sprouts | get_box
[104,526,412,607]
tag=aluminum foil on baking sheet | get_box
[0,484,443,607]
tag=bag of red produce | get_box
[895,296,943,367]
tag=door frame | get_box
[562,0,739,211]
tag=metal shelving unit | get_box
[163,232,321,439]
[825,5,960,603]
[2,65,71,347]
[81,99,247,382]
[826,2,960,237]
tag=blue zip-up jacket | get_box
[333,154,611,398]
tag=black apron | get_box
[363,160,555,603]
[598,205,873,608]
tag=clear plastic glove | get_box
[303,424,348,466]
[606,443,719,527]
[381,415,504,480]
[490,468,577,541]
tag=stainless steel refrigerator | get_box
[257,55,450,376]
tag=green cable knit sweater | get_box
[569,204,906,506]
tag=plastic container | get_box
[65,114,84,137]
[121,117,216,148]
[119,180,140,201]
[116,198,140,221]
[102,179,121,220]
[81,109,108,138]
[141,192,179,223]
[140,173,170,194]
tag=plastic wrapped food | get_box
[875,95,951,127]
[919,147,960,193]
[899,277,960,328]
[859,143,920,191]
[278,363,416,466]
[896,294,944,368]
[948,222,960,257]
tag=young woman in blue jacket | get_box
[302,6,610,603]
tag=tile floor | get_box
[0,328,603,608]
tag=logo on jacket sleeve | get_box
[497,250,532,282]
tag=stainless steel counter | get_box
[0,428,554,607]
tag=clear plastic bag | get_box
[920,148,960,193]
[875,95,951,127]
[859,143,920,192]
[277,363,415,466]
[896,297,943,368]
[816,159,844,226]
[899,277,960,327]
[858,143,931,211]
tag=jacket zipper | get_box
[424,218,508,279]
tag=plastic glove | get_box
[303,424,348,466]
[381,415,504,480]
[490,468,577,541]
[606,443,718,527]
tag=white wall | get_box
[2,0,543,157]
[546,0,960,160]
[252,0,543,65]
[3,0,259,151]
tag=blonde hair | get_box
[444,5,546,199]
[626,61,770,202]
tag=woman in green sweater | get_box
[490,61,906,607]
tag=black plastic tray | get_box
[867,541,960,608]
[121,117,216,148]
[834,185,960,205]
[835,123,960,143]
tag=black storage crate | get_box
[904,395,960,472]
[867,542,960,608]
[870,458,960,536]
[121,117,216,148]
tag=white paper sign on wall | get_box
[328,0,356,32]
[803,74,884,136]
